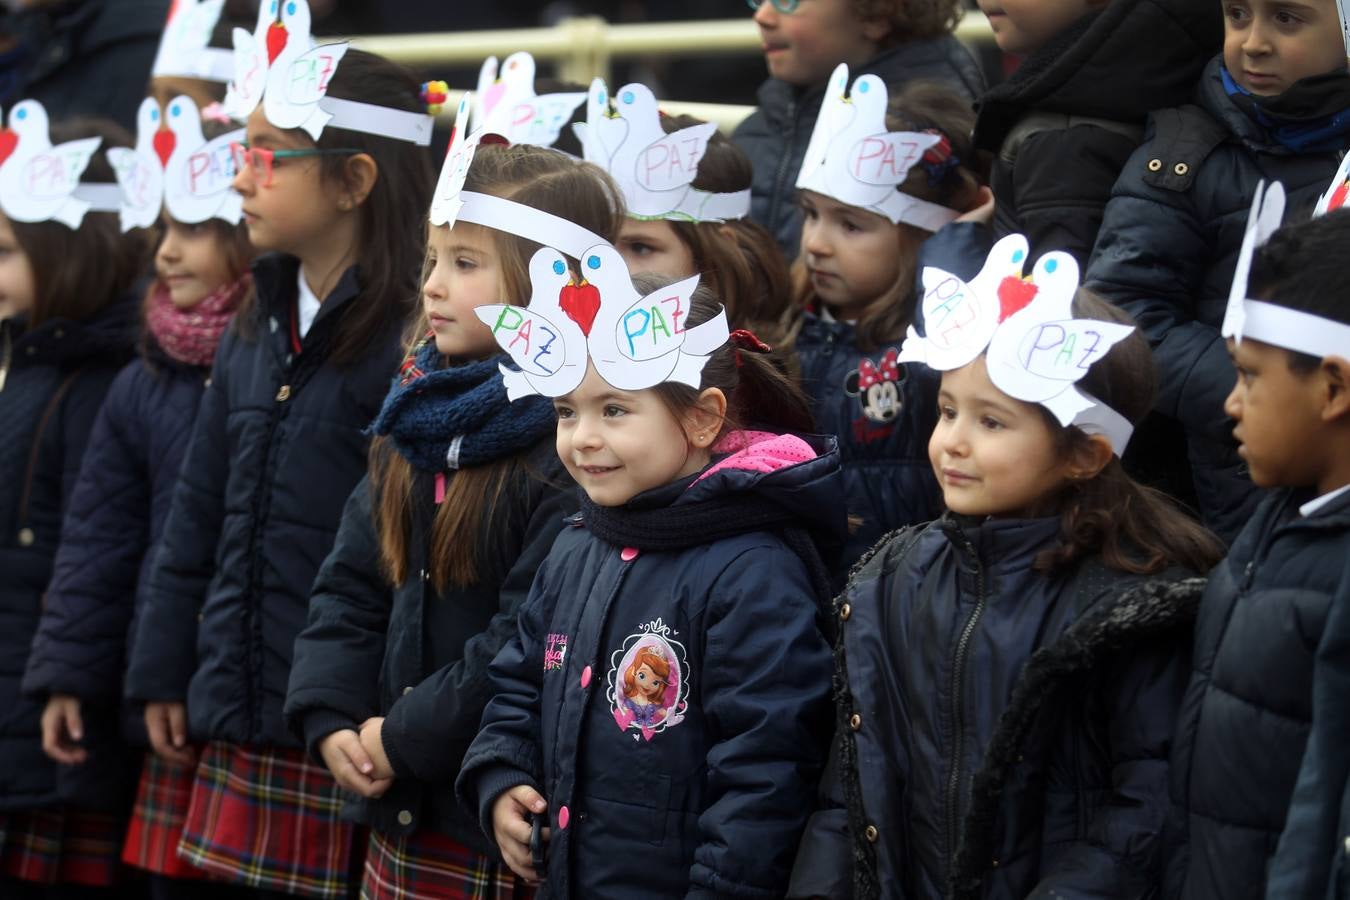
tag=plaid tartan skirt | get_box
[177,741,356,899]
[0,807,125,886]
[361,829,531,900]
[122,751,207,879]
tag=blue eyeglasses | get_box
[746,0,801,12]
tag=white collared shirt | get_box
[296,268,320,339]
[1300,483,1350,518]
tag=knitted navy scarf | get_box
[1223,67,1350,153]
[368,338,556,473]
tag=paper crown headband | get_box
[107,96,243,232]
[153,0,233,83]
[473,52,586,148]
[1223,178,1350,359]
[475,243,729,398]
[899,234,1137,452]
[222,0,432,145]
[0,100,122,229]
[572,78,750,223]
[795,64,959,232]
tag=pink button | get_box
[580,666,592,689]
[621,546,639,561]
[557,806,570,830]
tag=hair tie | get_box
[200,101,233,124]
[421,81,449,116]
[729,328,772,354]
[920,129,961,185]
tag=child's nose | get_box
[1223,379,1243,421]
[231,164,256,196]
[802,226,830,259]
[1242,20,1272,54]
[752,0,778,27]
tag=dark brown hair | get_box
[1031,289,1225,576]
[656,114,793,332]
[1249,207,1350,373]
[855,0,965,44]
[641,273,816,439]
[370,145,624,591]
[16,119,153,328]
[790,81,981,353]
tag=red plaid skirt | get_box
[362,829,531,900]
[122,751,207,878]
[177,741,356,899]
[0,807,125,886]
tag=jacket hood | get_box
[975,0,1222,149]
[939,512,1064,571]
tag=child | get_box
[121,19,437,898]
[1086,0,1350,541]
[284,117,624,897]
[456,255,847,896]
[574,79,792,332]
[789,237,1223,899]
[733,0,984,256]
[791,72,984,568]
[0,109,151,896]
[1164,189,1350,900]
[965,0,1219,267]
[22,94,254,900]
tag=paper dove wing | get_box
[1223,180,1286,344]
[475,55,500,121]
[222,0,275,120]
[107,97,166,231]
[475,248,587,400]
[164,97,244,225]
[634,120,718,193]
[429,94,479,228]
[512,92,587,147]
[796,64,853,190]
[264,41,348,139]
[1314,152,1350,217]
[3,136,103,226]
[988,312,1136,424]
[847,131,943,187]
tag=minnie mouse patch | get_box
[606,618,690,742]
[846,348,905,427]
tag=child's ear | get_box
[1321,355,1350,423]
[339,152,379,211]
[861,16,892,44]
[1066,433,1115,481]
[684,387,728,450]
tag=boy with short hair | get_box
[733,0,984,256]
[1086,0,1350,542]
[1165,203,1350,900]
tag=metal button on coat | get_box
[839,603,852,621]
[17,528,34,547]
[864,825,878,843]
[397,810,413,826]
[276,385,291,401]
[850,713,862,731]
[403,686,414,696]
[1147,158,1163,172]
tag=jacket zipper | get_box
[945,532,987,872]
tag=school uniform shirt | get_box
[124,253,405,747]
[458,433,848,898]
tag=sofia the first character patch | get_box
[606,619,690,742]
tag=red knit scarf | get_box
[145,274,251,368]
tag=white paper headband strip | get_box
[474,53,586,148]
[574,78,749,223]
[71,183,125,212]
[475,243,729,400]
[1241,300,1350,359]
[795,63,960,231]
[153,0,233,83]
[898,233,1137,453]
[320,97,433,146]
[1337,0,1350,56]
[457,191,608,260]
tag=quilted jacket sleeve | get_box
[787,733,853,899]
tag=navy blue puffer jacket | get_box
[1085,57,1345,542]
[123,255,404,747]
[0,296,137,811]
[21,342,208,808]
[458,434,847,898]
[794,312,943,571]
[790,514,1203,900]
[1165,488,1350,900]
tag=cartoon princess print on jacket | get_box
[607,619,689,741]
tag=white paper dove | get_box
[795,63,957,232]
[162,95,244,225]
[222,0,278,121]
[429,94,482,229]
[900,233,1137,452]
[474,52,586,148]
[573,78,749,222]
[153,0,233,83]
[106,97,170,232]
[0,100,118,229]
[1314,151,1350,218]
[475,247,590,400]
[1222,180,1285,347]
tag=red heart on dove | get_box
[1330,181,1349,212]
[0,129,17,167]
[152,129,176,168]
[997,276,1038,322]
[266,22,288,64]
[483,82,507,115]
[560,281,601,336]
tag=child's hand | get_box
[492,784,549,883]
[40,694,86,765]
[357,717,395,780]
[318,729,392,799]
[956,185,995,225]
[144,701,196,767]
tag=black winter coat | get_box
[1165,488,1350,900]
[790,515,1203,900]
[284,442,577,850]
[0,297,137,811]
[794,312,943,571]
[975,0,1220,267]
[457,435,848,898]
[1085,57,1345,542]
[21,343,208,809]
[733,40,984,258]
[123,255,404,747]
